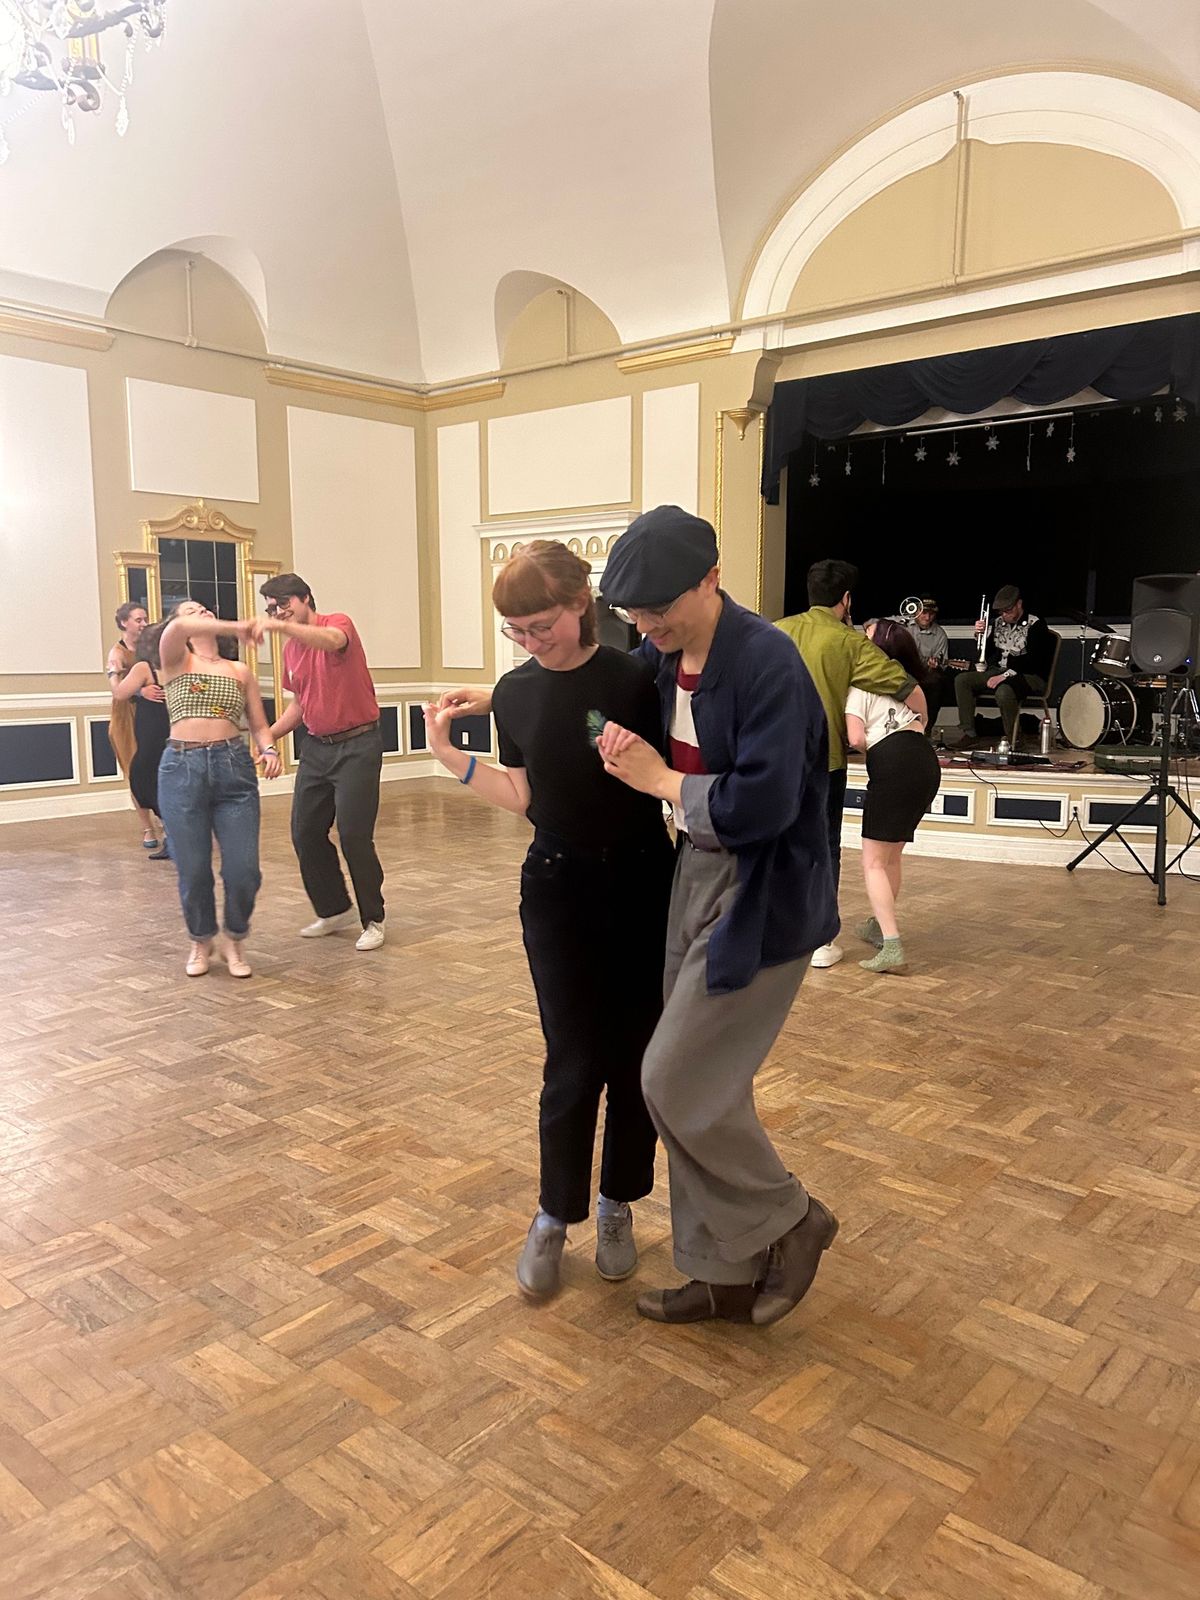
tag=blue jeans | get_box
[158,737,262,940]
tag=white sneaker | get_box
[810,942,845,969]
[300,909,359,939]
[356,921,385,951]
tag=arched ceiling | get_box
[0,1,1196,385]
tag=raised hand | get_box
[436,686,493,718]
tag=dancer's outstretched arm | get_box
[424,706,529,817]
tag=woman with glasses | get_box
[425,541,673,1302]
[845,618,941,974]
[157,600,283,978]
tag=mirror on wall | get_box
[114,502,288,772]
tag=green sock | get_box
[860,936,905,972]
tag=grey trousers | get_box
[640,845,811,1285]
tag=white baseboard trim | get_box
[842,822,1178,872]
[0,759,455,824]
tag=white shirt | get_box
[845,686,920,751]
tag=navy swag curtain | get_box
[761,312,1200,502]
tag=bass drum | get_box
[1058,680,1138,748]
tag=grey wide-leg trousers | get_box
[640,844,811,1285]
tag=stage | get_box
[844,745,1200,873]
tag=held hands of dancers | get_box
[423,702,457,762]
[435,686,494,719]
[254,745,283,780]
[597,721,683,804]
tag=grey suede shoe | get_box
[595,1204,637,1281]
[516,1214,566,1300]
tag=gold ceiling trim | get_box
[0,312,114,352]
[263,366,506,412]
[615,336,735,373]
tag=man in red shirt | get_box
[259,574,385,950]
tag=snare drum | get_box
[1058,680,1139,748]
[1092,636,1132,679]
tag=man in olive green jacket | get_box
[776,559,927,969]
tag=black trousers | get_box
[825,765,848,899]
[519,827,674,1224]
[291,725,385,926]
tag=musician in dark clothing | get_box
[955,586,1054,746]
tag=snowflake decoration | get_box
[914,444,927,462]
[1174,402,1187,422]
[946,448,960,467]
[985,432,999,451]
[808,470,820,487]
[1066,446,1076,463]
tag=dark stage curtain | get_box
[762,313,1200,502]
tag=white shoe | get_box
[356,921,385,951]
[810,942,844,968]
[300,909,359,938]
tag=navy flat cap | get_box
[599,505,719,608]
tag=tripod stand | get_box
[1066,674,1200,903]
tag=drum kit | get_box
[1058,631,1198,751]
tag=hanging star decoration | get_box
[1173,401,1188,422]
[809,469,820,487]
[1045,420,1055,437]
[985,432,999,452]
[1066,446,1076,463]
[946,446,960,466]
[914,443,927,462]
[844,457,852,476]
[1154,406,1164,422]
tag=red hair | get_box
[492,541,597,646]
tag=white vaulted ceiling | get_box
[1,0,1197,385]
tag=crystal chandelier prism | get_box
[0,1,169,162]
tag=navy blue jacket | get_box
[638,594,838,994]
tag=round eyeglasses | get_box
[610,593,684,628]
[500,608,563,643]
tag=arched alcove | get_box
[494,271,620,368]
[106,238,268,352]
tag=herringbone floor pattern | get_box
[1,782,1198,1599]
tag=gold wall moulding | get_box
[722,407,763,441]
[615,336,736,373]
[0,311,113,351]
[264,366,506,412]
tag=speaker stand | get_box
[1066,675,1200,903]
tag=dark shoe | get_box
[636,1279,758,1324]
[148,842,171,860]
[750,1198,839,1327]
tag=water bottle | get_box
[1039,713,1053,756]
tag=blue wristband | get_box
[460,754,477,785]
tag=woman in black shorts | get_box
[111,618,173,859]
[845,618,941,974]
[425,541,673,1301]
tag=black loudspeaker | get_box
[1130,573,1200,677]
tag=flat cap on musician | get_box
[992,584,1021,612]
[599,505,719,608]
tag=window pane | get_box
[214,542,237,582]
[216,582,240,619]
[185,540,216,583]
[159,538,186,583]
[191,580,218,613]
[128,568,149,609]
[162,583,189,611]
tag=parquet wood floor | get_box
[1,781,1199,1600]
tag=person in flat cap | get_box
[954,584,1055,747]
[593,504,840,1328]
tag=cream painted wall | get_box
[641,384,700,515]
[0,355,102,675]
[487,397,633,515]
[788,142,1180,314]
[287,408,422,670]
[127,379,261,502]
[501,287,621,369]
[436,422,485,669]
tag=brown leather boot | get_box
[750,1197,839,1327]
[636,1280,758,1324]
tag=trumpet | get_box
[975,592,990,670]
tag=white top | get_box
[845,686,920,751]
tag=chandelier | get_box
[0,1,169,162]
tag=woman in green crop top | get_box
[157,600,283,979]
